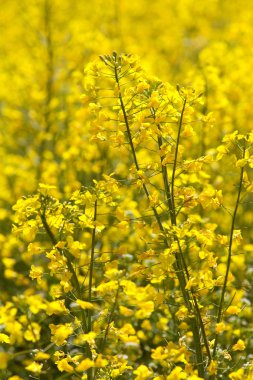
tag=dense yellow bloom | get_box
[2,0,253,378]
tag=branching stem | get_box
[113,60,206,378]
[40,209,93,369]
[153,106,212,367]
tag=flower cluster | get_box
[1,1,253,380]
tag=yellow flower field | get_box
[1,1,253,379]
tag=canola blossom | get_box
[1,1,253,379]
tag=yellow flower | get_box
[24,322,41,342]
[119,305,134,316]
[135,301,154,319]
[53,350,66,361]
[34,352,50,361]
[75,331,97,345]
[22,223,37,242]
[0,333,10,343]
[25,361,43,373]
[175,306,188,320]
[137,330,147,341]
[207,360,217,375]
[29,265,43,282]
[236,158,248,168]
[26,294,47,314]
[185,277,198,290]
[49,323,73,346]
[133,365,152,380]
[119,323,136,335]
[136,81,150,93]
[50,284,62,299]
[79,214,95,229]
[141,320,152,331]
[215,322,228,334]
[166,366,187,379]
[57,358,74,373]
[76,358,94,372]
[38,183,57,196]
[151,346,169,361]
[225,305,241,315]
[76,299,96,310]
[148,91,160,109]
[46,300,69,316]
[229,368,245,380]
[232,339,246,351]
[94,355,108,368]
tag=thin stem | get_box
[86,199,97,380]
[100,284,120,353]
[113,63,164,232]
[37,0,54,180]
[152,110,175,225]
[88,199,97,332]
[39,209,93,365]
[40,211,82,302]
[113,60,205,378]
[171,97,186,213]
[212,149,245,358]
[154,108,212,365]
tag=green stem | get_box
[93,284,120,380]
[40,211,82,302]
[37,0,54,180]
[88,199,97,332]
[113,60,205,378]
[157,114,212,370]
[99,283,120,353]
[87,199,97,380]
[212,149,245,359]
[173,100,212,364]
[154,121,175,224]
[153,107,212,366]
[171,98,186,213]
[113,64,163,232]
[40,210,92,362]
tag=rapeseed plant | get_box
[1,1,253,379]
